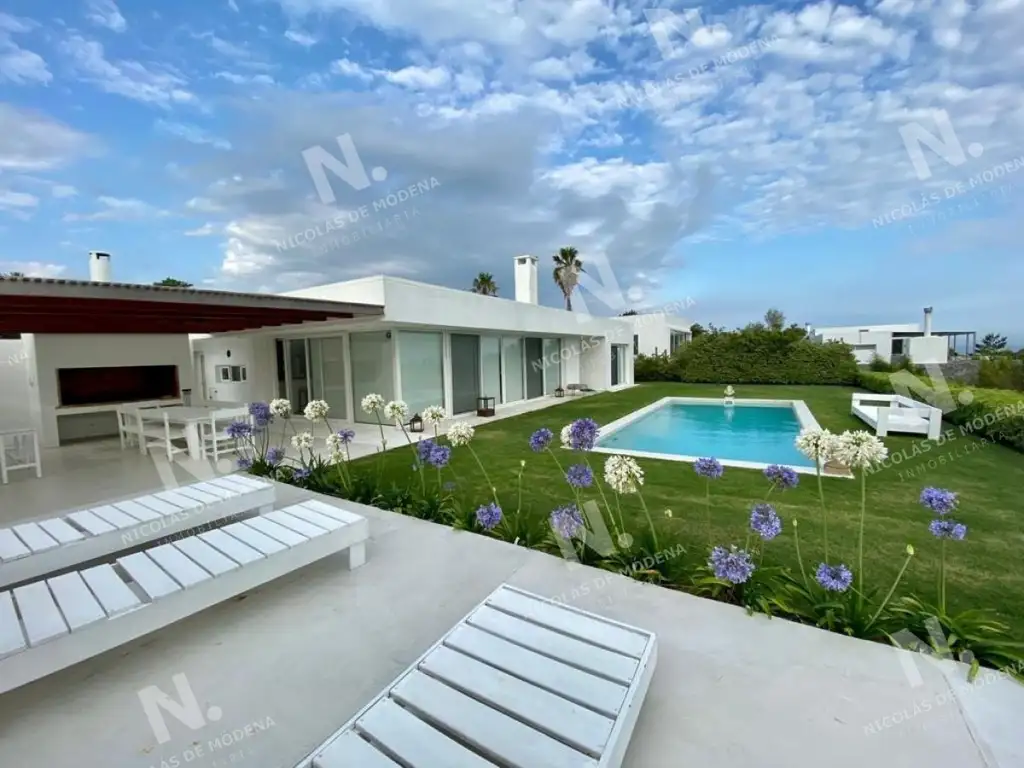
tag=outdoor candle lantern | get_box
[477,396,496,417]
[409,413,424,432]
[555,387,565,398]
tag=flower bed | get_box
[229,395,1024,683]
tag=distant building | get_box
[809,307,975,365]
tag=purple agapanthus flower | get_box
[550,504,584,540]
[929,518,968,540]
[764,464,799,489]
[566,463,594,488]
[265,447,284,466]
[920,487,958,515]
[530,428,554,452]
[708,546,755,584]
[236,456,253,470]
[293,467,311,481]
[225,420,252,439]
[248,401,272,427]
[476,502,503,530]
[337,429,356,445]
[749,503,782,540]
[815,563,854,592]
[694,457,724,479]
[568,418,600,451]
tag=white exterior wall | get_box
[0,339,32,429]
[29,334,193,448]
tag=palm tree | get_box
[552,246,584,311]
[471,272,498,296]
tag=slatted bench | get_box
[0,498,368,695]
[295,584,657,768]
[0,475,275,590]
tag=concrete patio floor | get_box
[1,472,1022,768]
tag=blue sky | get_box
[1,0,1021,344]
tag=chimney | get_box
[89,251,112,283]
[514,254,538,305]
[923,306,933,337]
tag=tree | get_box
[764,308,785,331]
[619,310,639,316]
[552,246,584,311]
[471,272,498,296]
[976,333,1008,356]
[154,277,193,287]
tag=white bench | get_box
[295,584,657,768]
[851,393,942,440]
[0,498,368,695]
[0,475,275,590]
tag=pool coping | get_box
[592,396,854,478]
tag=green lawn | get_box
[353,383,1024,638]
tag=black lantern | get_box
[554,387,565,398]
[409,413,424,432]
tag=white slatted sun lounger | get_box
[296,584,657,768]
[0,475,275,590]
[0,498,368,695]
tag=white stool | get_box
[0,429,42,484]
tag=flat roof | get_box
[0,276,384,335]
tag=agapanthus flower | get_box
[304,399,331,422]
[833,430,888,469]
[361,393,385,414]
[567,418,600,451]
[421,405,447,426]
[529,428,554,452]
[236,456,253,470]
[269,398,292,419]
[764,464,799,490]
[565,463,594,488]
[795,428,839,462]
[559,424,573,449]
[929,519,967,540]
[291,432,314,450]
[265,447,284,466]
[920,487,958,515]
[815,562,853,592]
[475,502,503,531]
[384,400,409,422]
[603,455,644,495]
[225,420,252,440]
[248,401,272,427]
[708,546,756,585]
[550,504,584,540]
[749,503,782,540]
[292,467,311,481]
[694,457,724,479]
[447,422,475,446]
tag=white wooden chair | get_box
[0,474,275,589]
[0,429,41,485]
[199,408,248,462]
[0,497,369,695]
[294,584,658,768]
[138,412,188,462]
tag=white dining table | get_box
[129,404,247,460]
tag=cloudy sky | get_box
[1,0,1021,342]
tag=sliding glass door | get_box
[351,332,394,424]
[451,334,481,414]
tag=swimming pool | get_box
[594,397,821,472]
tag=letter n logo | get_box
[138,673,222,744]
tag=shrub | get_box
[856,370,1024,453]
[978,357,1024,391]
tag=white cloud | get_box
[61,35,195,107]
[284,30,318,46]
[0,260,67,278]
[155,119,232,149]
[85,0,127,33]
[63,195,169,221]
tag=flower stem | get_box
[869,548,914,626]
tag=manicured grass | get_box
[354,383,1024,638]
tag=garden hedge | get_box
[856,370,1024,453]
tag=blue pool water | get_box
[597,402,814,468]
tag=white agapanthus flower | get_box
[795,428,841,462]
[304,399,330,422]
[361,393,386,414]
[833,430,888,469]
[384,400,409,422]
[447,422,475,446]
[421,405,447,425]
[560,424,573,449]
[291,431,314,450]
[604,455,645,494]
[269,398,292,419]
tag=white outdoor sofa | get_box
[0,475,275,590]
[851,393,943,440]
[295,584,657,768]
[0,498,368,695]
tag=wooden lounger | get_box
[0,498,368,695]
[0,475,275,590]
[296,584,657,768]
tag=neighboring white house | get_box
[193,255,636,424]
[810,307,963,365]
[630,313,693,357]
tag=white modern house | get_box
[630,312,693,357]
[0,254,634,448]
[810,308,975,365]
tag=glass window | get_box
[481,336,502,405]
[351,331,395,424]
[503,336,524,402]
[399,331,444,418]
